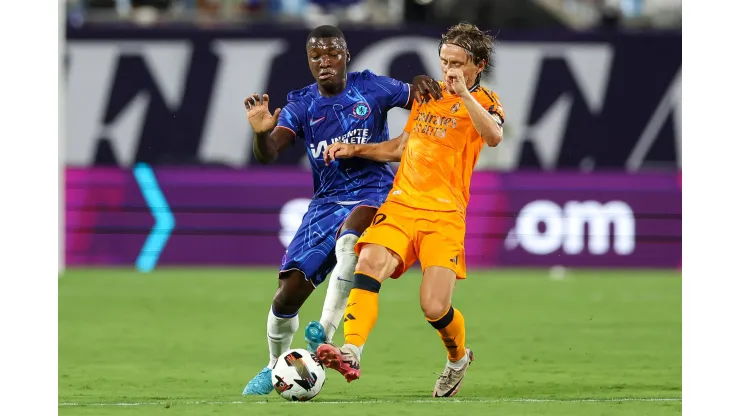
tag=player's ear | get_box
[477,59,486,75]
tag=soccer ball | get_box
[271,348,326,401]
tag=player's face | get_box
[439,44,485,91]
[307,37,348,90]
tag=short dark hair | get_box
[439,22,495,74]
[306,25,346,46]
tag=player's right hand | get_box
[412,75,443,103]
[323,142,356,165]
[245,93,281,134]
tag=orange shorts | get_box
[355,201,467,279]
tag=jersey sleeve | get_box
[403,100,420,134]
[362,70,411,110]
[477,88,505,125]
[276,101,305,140]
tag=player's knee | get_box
[356,245,396,280]
[341,206,377,235]
[355,253,380,277]
[272,289,300,316]
[420,296,450,321]
[272,273,312,315]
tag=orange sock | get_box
[427,306,467,361]
[343,272,382,347]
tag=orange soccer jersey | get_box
[355,83,505,279]
[386,83,505,215]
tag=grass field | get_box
[59,268,681,415]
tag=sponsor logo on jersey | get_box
[309,129,371,158]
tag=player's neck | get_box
[318,78,348,97]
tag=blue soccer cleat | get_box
[304,320,327,353]
[242,366,273,395]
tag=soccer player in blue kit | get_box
[242,25,442,395]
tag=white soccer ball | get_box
[272,348,326,401]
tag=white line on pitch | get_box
[58,397,682,407]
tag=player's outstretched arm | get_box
[323,132,409,164]
[245,93,294,164]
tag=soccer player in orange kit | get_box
[315,22,506,397]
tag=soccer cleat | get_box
[433,348,474,398]
[316,343,361,383]
[304,320,327,353]
[242,366,273,395]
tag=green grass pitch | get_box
[59,268,681,415]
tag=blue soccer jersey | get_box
[275,70,410,285]
[276,70,411,204]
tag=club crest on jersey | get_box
[450,103,460,113]
[351,102,370,120]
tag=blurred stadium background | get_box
[59,1,682,414]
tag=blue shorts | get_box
[280,198,383,287]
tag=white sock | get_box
[267,307,299,367]
[319,233,359,342]
[448,353,469,370]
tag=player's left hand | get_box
[445,68,468,96]
[323,142,357,165]
[412,75,443,103]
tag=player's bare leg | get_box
[421,266,473,397]
[244,270,314,395]
[317,243,399,382]
[306,206,378,352]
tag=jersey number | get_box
[372,213,387,226]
